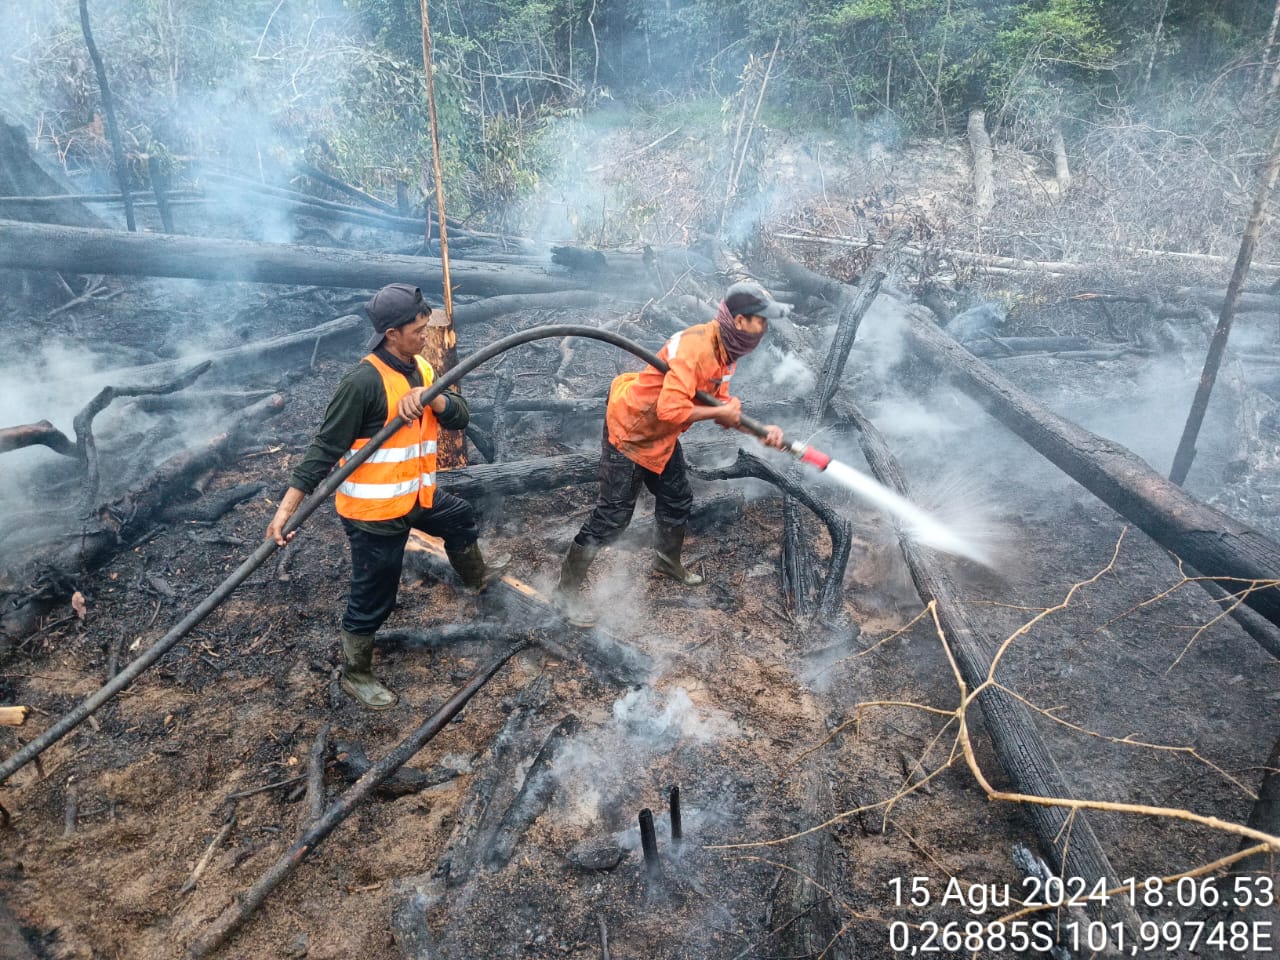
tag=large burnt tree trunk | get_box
[0,220,587,297]
[900,309,1280,630]
[845,399,1142,940]
[0,396,284,645]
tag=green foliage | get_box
[5,0,1276,226]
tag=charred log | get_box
[296,161,399,215]
[966,335,1096,358]
[59,313,366,390]
[0,220,589,297]
[159,482,265,524]
[438,438,736,505]
[769,756,852,960]
[186,641,529,959]
[0,421,75,458]
[439,675,552,888]
[0,395,284,644]
[845,399,1142,938]
[1173,287,1280,315]
[73,361,213,510]
[483,715,581,871]
[452,291,602,326]
[330,738,464,799]
[898,308,1280,631]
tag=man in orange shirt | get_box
[555,281,787,627]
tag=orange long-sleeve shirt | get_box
[605,321,734,473]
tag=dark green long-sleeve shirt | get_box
[290,354,468,535]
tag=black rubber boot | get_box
[446,542,511,592]
[553,541,599,628]
[339,630,398,710]
[652,523,703,586]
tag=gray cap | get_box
[724,280,787,320]
[364,283,429,351]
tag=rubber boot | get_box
[446,542,511,593]
[553,540,599,628]
[652,523,704,586]
[339,630,398,710]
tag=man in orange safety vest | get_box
[266,283,507,709]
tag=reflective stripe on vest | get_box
[334,353,439,520]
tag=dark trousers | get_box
[340,491,479,635]
[575,422,692,547]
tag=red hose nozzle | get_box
[799,445,831,471]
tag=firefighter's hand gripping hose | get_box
[0,324,827,788]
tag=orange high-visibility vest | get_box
[334,353,439,520]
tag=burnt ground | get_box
[2,199,1280,957]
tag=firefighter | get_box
[554,280,788,627]
[266,283,508,710]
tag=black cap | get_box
[724,280,787,320]
[364,283,430,351]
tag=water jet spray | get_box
[694,389,989,565]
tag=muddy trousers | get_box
[574,423,693,548]
[340,492,479,635]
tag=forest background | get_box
[1,0,1278,249]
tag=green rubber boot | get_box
[652,523,704,586]
[553,541,599,628]
[339,630,398,710]
[446,542,512,593]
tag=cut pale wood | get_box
[0,706,29,726]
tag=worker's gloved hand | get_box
[761,424,786,449]
[712,396,742,429]
[398,387,428,421]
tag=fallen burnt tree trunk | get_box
[1174,287,1280,314]
[966,335,1097,357]
[438,438,737,504]
[769,755,852,960]
[0,220,588,297]
[900,309,1280,629]
[56,313,367,390]
[0,395,284,644]
[0,420,75,457]
[845,399,1143,939]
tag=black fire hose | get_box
[0,324,787,787]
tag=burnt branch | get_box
[73,361,213,510]
[0,421,75,458]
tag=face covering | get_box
[716,300,765,361]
